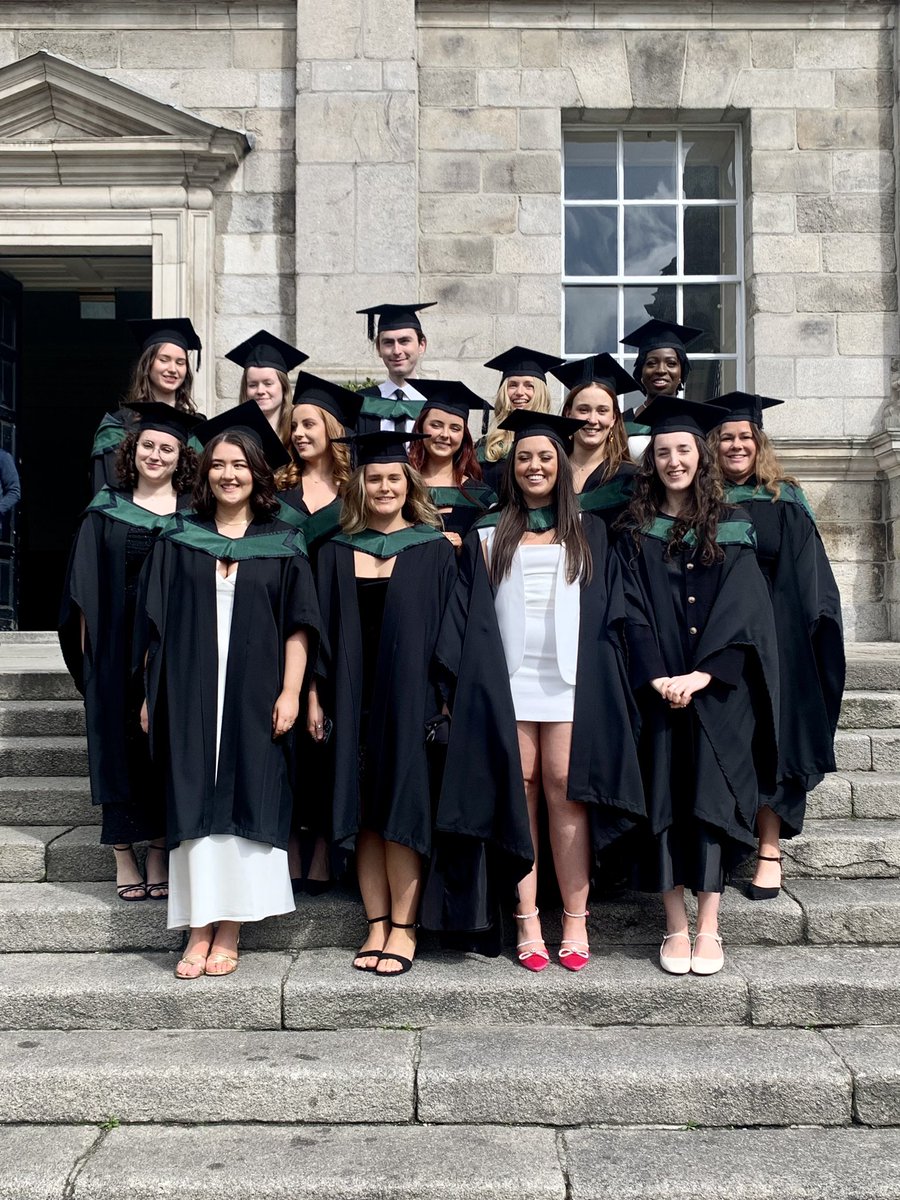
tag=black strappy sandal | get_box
[352,915,390,972]
[144,842,169,901]
[113,844,147,902]
[375,921,417,977]
[747,853,783,901]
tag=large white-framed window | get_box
[562,126,744,400]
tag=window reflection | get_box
[624,132,676,199]
[623,285,677,332]
[624,207,677,277]
[564,286,617,356]
[683,130,735,200]
[565,208,617,276]
[564,132,616,200]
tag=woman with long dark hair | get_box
[615,398,778,976]
[90,318,202,495]
[226,329,309,448]
[476,347,564,493]
[408,379,496,547]
[709,393,844,899]
[137,402,321,979]
[61,403,201,903]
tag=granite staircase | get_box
[0,633,898,1198]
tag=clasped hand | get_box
[650,670,712,708]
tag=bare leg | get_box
[661,886,691,964]
[541,722,590,957]
[287,831,302,879]
[752,805,783,889]
[206,919,241,975]
[354,830,391,968]
[175,922,213,979]
[693,890,722,961]
[145,840,168,900]
[112,844,145,900]
[375,841,423,975]
[307,835,331,883]
[513,721,545,959]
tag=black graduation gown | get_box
[576,461,636,531]
[277,489,343,559]
[313,527,457,860]
[90,409,133,496]
[474,439,509,496]
[725,479,845,836]
[429,481,497,540]
[138,513,322,851]
[424,511,645,932]
[615,512,779,891]
[58,488,188,838]
[355,385,426,437]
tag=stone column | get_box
[294,0,418,383]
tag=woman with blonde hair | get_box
[476,347,563,493]
[226,330,309,448]
[308,432,456,976]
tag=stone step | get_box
[0,699,84,737]
[835,729,900,772]
[0,735,88,776]
[786,878,900,944]
[840,691,900,730]
[0,776,98,826]
[734,819,900,880]
[844,644,900,693]
[0,826,67,882]
[0,671,79,702]
[824,1027,900,1127]
[0,882,804,953]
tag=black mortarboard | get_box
[195,400,291,470]
[122,402,206,444]
[129,318,203,368]
[499,409,585,446]
[225,329,309,375]
[620,319,702,387]
[642,398,729,439]
[356,302,437,343]
[483,346,564,382]
[550,353,639,397]
[709,391,784,429]
[339,431,429,466]
[414,379,484,422]
[292,372,363,430]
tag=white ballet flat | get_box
[659,929,692,975]
[690,930,725,976]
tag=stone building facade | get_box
[0,0,896,638]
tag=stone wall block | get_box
[18,30,119,67]
[518,195,561,236]
[418,151,481,193]
[749,357,796,399]
[311,60,382,92]
[823,234,896,275]
[419,69,476,107]
[243,151,294,194]
[298,93,415,163]
[835,70,893,109]
[232,30,294,69]
[795,30,891,70]
[837,314,900,357]
[795,274,898,313]
[517,275,562,317]
[733,70,833,109]
[495,233,561,275]
[244,110,295,153]
[493,313,561,351]
[751,151,831,195]
[482,152,560,194]
[419,28,519,69]
[749,194,796,234]
[356,163,417,274]
[796,356,891,398]
[420,193,517,236]
[419,107,517,152]
[420,235,494,275]
[419,275,508,316]
[480,67,580,109]
[429,314,495,359]
[750,30,794,68]
[296,0,361,59]
[798,109,894,151]
[521,30,560,68]
[107,68,259,108]
[749,111,796,152]
[624,31,685,107]
[747,274,796,316]
[0,32,15,67]
[752,314,835,357]
[119,30,231,67]
[216,274,295,316]
[295,164,355,273]
[842,399,888,438]
[362,0,415,60]
[217,234,292,277]
[833,151,895,194]
[681,32,749,109]
[519,109,561,151]
[295,272,415,370]
[560,31,632,108]
[749,233,821,275]
[258,70,295,109]
[798,195,894,233]
[217,194,294,236]
[383,60,417,91]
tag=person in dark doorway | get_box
[354,302,436,435]
[614,398,779,976]
[90,318,203,495]
[476,347,564,495]
[0,446,20,518]
[226,329,309,448]
[618,319,703,458]
[709,392,844,900]
[60,403,202,903]
[307,432,456,976]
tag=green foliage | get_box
[344,378,378,393]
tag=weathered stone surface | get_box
[233,29,295,70]
[0,826,67,884]
[749,234,821,275]
[681,31,748,108]
[517,274,561,316]
[218,233,292,277]
[356,162,417,273]
[218,193,295,235]
[733,69,833,109]
[479,67,580,109]
[108,67,259,109]
[519,195,561,236]
[565,1127,900,1200]
[561,31,632,108]
[420,193,517,235]
[798,357,890,399]
[295,164,355,273]
[419,68,476,107]
[870,730,900,771]
[852,772,900,819]
[419,274,514,316]
[797,195,895,233]
[788,879,900,945]
[806,774,852,820]
[18,30,119,67]
[832,731,871,772]
[751,150,831,194]
[77,1124,567,1200]
[522,30,560,68]
[482,151,560,194]
[283,947,748,1031]
[0,777,96,827]
[0,1125,99,1200]
[0,700,81,739]
[0,671,77,702]
[419,150,481,193]
[420,106,517,152]
[419,28,519,69]
[0,736,87,778]
[841,692,900,731]
[838,314,900,357]
[0,882,180,952]
[46,824,123,882]
[833,150,895,195]
[0,952,286,1030]
[297,93,415,163]
[835,70,893,109]
[296,0,361,61]
[826,1027,900,1126]
[798,109,893,152]
[624,31,685,107]
[120,30,232,68]
[751,31,794,69]
[420,234,494,274]
[418,1026,850,1127]
[215,274,295,316]
[752,313,833,357]
[747,276,795,316]
[0,1029,415,1123]
[495,233,560,275]
[518,108,562,151]
[310,58,382,93]
[795,30,891,71]
[734,946,900,1027]
[824,234,896,275]
[748,110,796,152]
[794,274,897,315]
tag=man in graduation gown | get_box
[354,302,436,436]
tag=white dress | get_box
[506,543,575,722]
[167,566,295,930]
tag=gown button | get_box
[689,626,698,635]
[686,562,694,570]
[688,596,696,604]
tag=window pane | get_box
[624,206,677,276]
[624,131,675,199]
[684,206,737,276]
[683,283,737,353]
[683,130,735,200]
[564,207,617,276]
[684,359,736,402]
[623,284,677,333]
[564,131,616,200]
[564,286,617,356]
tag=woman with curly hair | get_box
[408,379,496,547]
[226,329,309,448]
[709,393,844,900]
[137,403,322,978]
[615,398,779,976]
[60,403,202,904]
[476,347,564,494]
[307,432,456,976]
[90,318,202,495]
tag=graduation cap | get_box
[292,372,363,430]
[550,353,638,398]
[338,431,429,466]
[356,302,437,343]
[620,319,703,386]
[414,379,484,423]
[129,318,203,368]
[709,391,784,430]
[483,346,564,382]
[499,409,585,447]
[195,400,291,470]
[122,402,206,444]
[225,329,309,375]
[641,398,729,439]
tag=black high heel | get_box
[747,853,783,901]
[113,844,147,902]
[375,921,417,977]
[352,914,390,972]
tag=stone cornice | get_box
[772,437,879,481]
